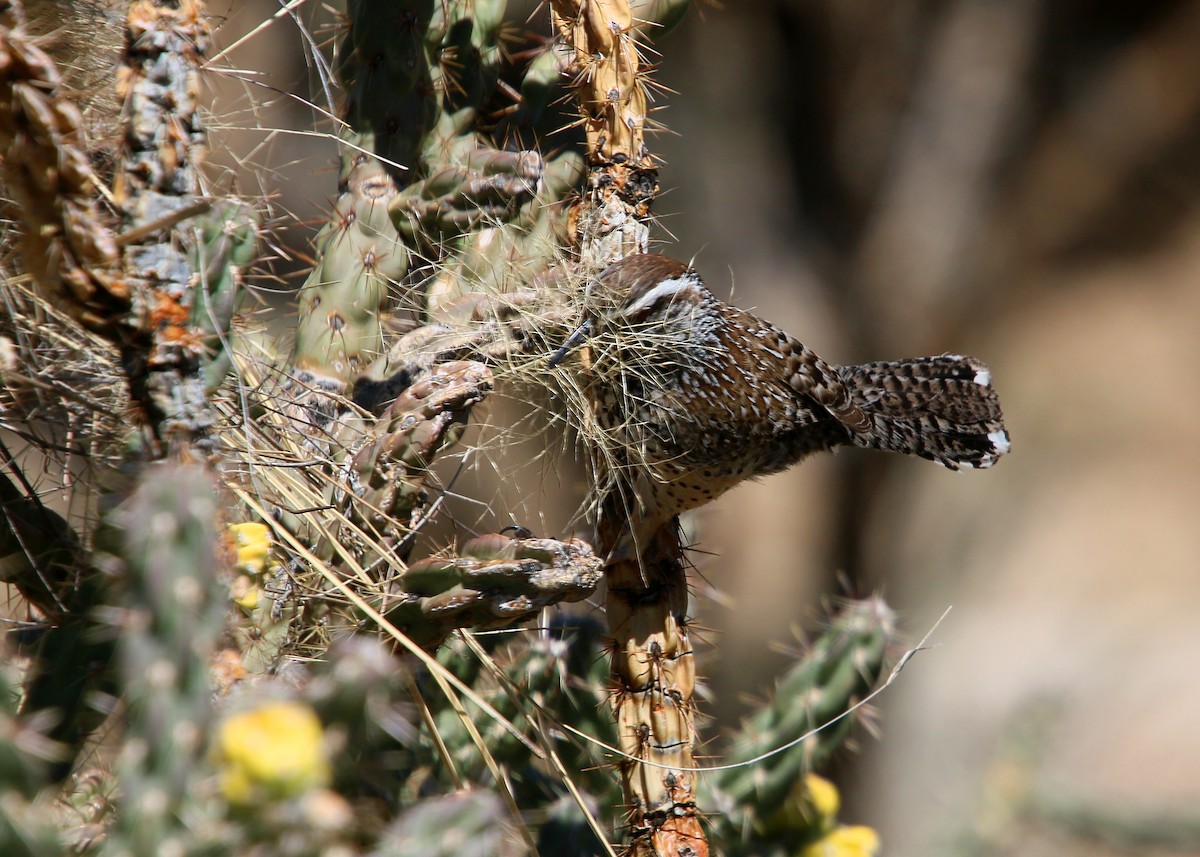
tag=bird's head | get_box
[549,254,711,367]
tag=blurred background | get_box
[199,1,1200,854]
[649,4,1200,856]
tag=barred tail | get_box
[840,355,1010,470]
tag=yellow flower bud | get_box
[229,574,261,611]
[801,824,881,857]
[229,522,272,574]
[803,773,841,820]
[215,702,330,805]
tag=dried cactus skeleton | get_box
[0,0,994,855]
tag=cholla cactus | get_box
[0,0,126,335]
[711,599,894,855]
[99,465,228,856]
[0,2,913,856]
[192,201,260,392]
[413,614,622,852]
[380,532,603,650]
[284,0,545,437]
[374,790,516,857]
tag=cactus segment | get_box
[190,202,260,392]
[381,533,602,649]
[711,598,894,852]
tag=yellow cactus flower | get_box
[800,824,881,857]
[227,523,275,609]
[804,773,841,820]
[229,522,272,574]
[229,574,261,610]
[214,702,331,804]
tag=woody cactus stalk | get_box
[0,0,256,451]
[550,0,668,265]
[0,0,127,336]
[548,2,706,853]
[115,0,227,450]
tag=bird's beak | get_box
[548,319,593,368]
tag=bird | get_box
[553,253,1010,544]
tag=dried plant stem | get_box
[0,1,127,333]
[550,0,659,266]
[115,0,215,449]
[602,517,705,857]
[551,3,703,852]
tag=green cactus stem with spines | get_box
[286,0,438,427]
[290,0,559,425]
[428,0,505,125]
[390,149,544,241]
[102,465,228,856]
[711,597,894,851]
[281,1,562,666]
[340,0,438,180]
[302,637,417,808]
[190,201,260,392]
[285,0,531,430]
[290,152,403,403]
[371,790,511,857]
[417,616,621,839]
[394,147,582,328]
[517,43,571,128]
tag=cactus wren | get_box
[554,254,1010,544]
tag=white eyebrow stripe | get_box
[624,274,700,316]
